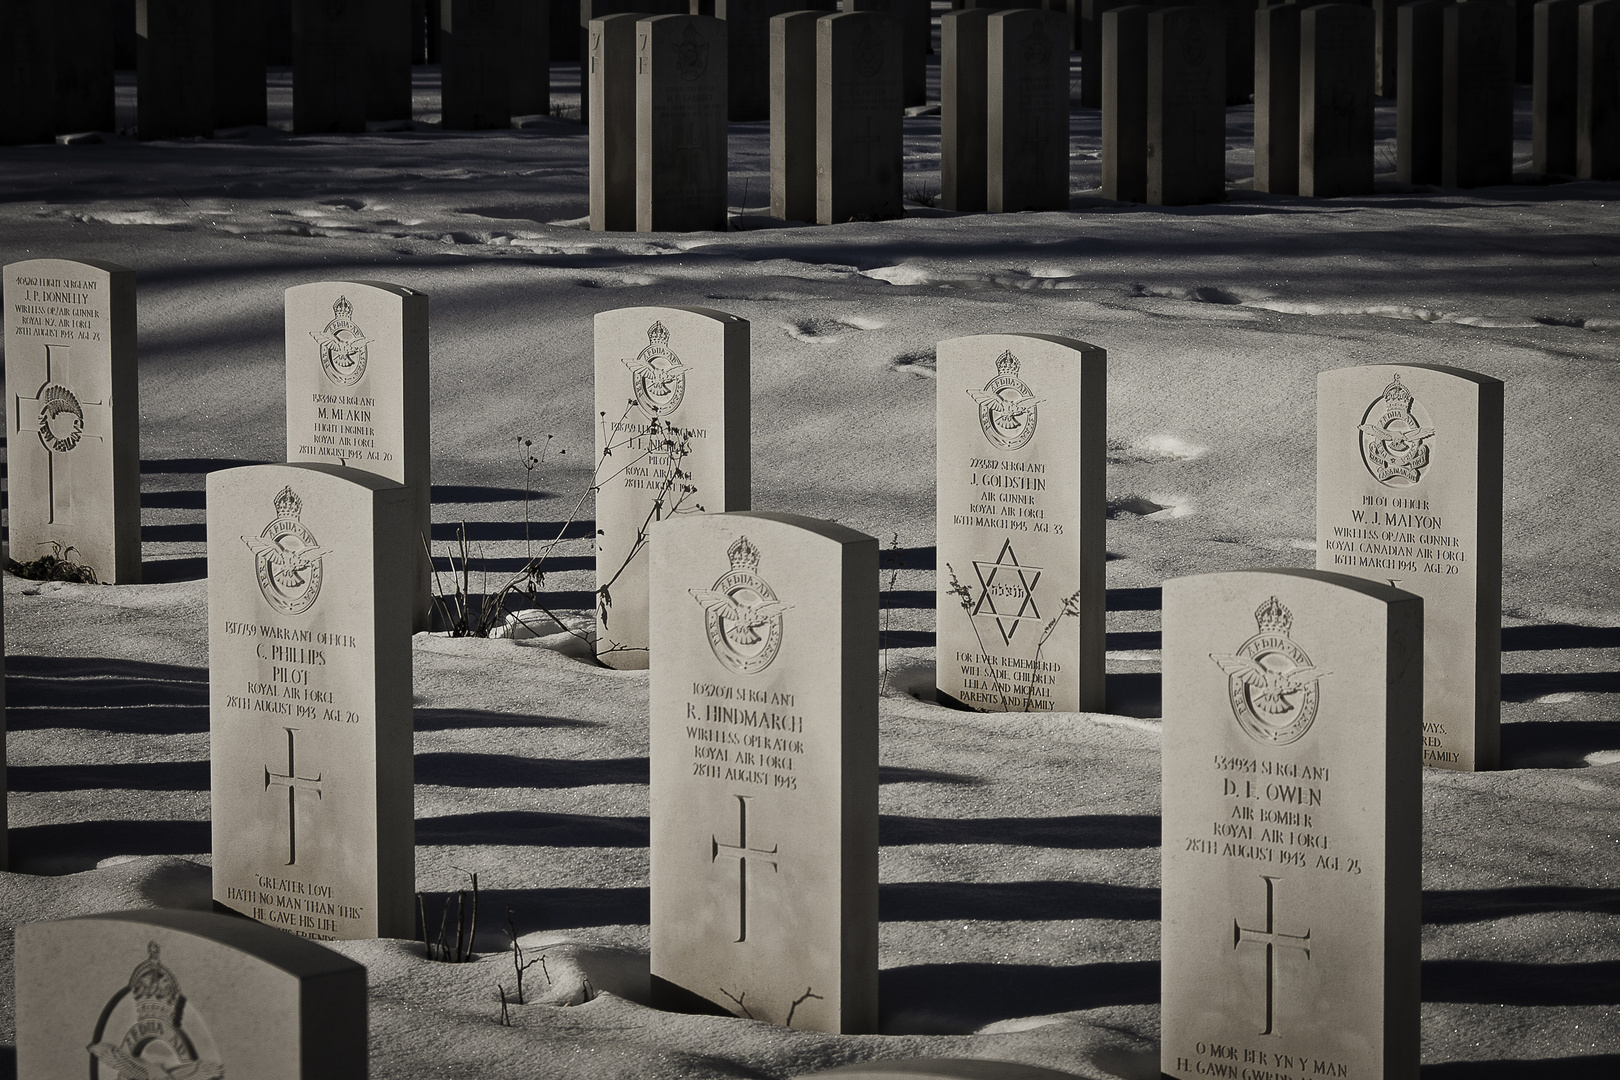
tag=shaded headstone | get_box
[1515,0,1536,79]
[720,0,797,122]
[1101,5,1148,202]
[589,12,640,230]
[1577,0,1620,180]
[16,909,367,1079]
[292,0,366,134]
[988,8,1071,211]
[442,0,511,128]
[798,1063,1084,1080]
[1219,0,1254,106]
[1253,0,1301,194]
[637,14,729,231]
[772,9,824,222]
[817,11,905,223]
[1147,4,1226,206]
[649,510,878,1033]
[1080,0,1125,108]
[208,463,416,940]
[285,281,432,632]
[1372,0,1399,97]
[0,0,54,145]
[1300,3,1374,197]
[138,0,215,139]
[935,334,1106,713]
[1161,569,1422,1080]
[267,0,293,63]
[842,0,925,106]
[942,8,991,210]
[580,0,687,125]
[1317,364,1502,772]
[1442,0,1515,187]
[552,0,580,59]
[57,0,118,135]
[1532,0,1579,174]
[116,0,138,68]
[594,307,750,668]
[1397,0,1443,184]
[215,0,268,128]
[4,259,140,583]
[512,0,552,116]
[366,0,415,121]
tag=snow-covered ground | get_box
[0,52,1617,1080]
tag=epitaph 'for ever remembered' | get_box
[650,511,878,1033]
[1161,569,1422,1080]
[1317,364,1503,771]
[16,909,367,1080]
[936,335,1106,713]
[209,463,416,940]
[286,281,431,631]
[4,258,140,583]
[595,307,750,668]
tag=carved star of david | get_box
[971,538,1043,646]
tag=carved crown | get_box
[646,321,670,346]
[129,942,183,1026]
[727,535,761,574]
[1382,374,1412,406]
[274,485,303,519]
[1254,596,1293,636]
[332,295,352,320]
[995,350,1020,377]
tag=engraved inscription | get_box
[242,486,332,616]
[622,321,689,418]
[967,350,1044,451]
[1211,598,1332,747]
[15,343,110,524]
[971,538,1044,645]
[310,294,371,386]
[691,536,790,676]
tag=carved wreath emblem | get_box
[1358,373,1436,486]
[675,21,708,82]
[855,23,885,79]
[36,382,85,453]
[242,486,333,616]
[622,321,689,418]
[967,350,1045,452]
[690,535,791,676]
[1210,597,1333,746]
[311,295,371,387]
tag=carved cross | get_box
[264,727,323,865]
[1232,875,1312,1036]
[14,344,110,525]
[711,794,779,943]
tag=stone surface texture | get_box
[15,908,367,1079]
[941,8,991,211]
[1577,0,1620,179]
[1317,363,1503,772]
[987,9,1070,212]
[1253,0,1301,195]
[1442,0,1515,188]
[1147,5,1226,206]
[649,510,878,1034]
[771,10,824,223]
[636,14,729,232]
[594,306,751,668]
[208,463,416,940]
[138,0,215,140]
[1397,0,1444,184]
[292,0,366,134]
[1161,569,1422,1080]
[442,0,512,129]
[935,334,1106,714]
[1300,3,1374,198]
[590,12,641,230]
[3,258,140,583]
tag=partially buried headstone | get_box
[817,11,904,223]
[1147,5,1226,206]
[285,281,431,632]
[1160,569,1422,1080]
[650,510,878,1033]
[988,8,1071,212]
[1317,364,1503,771]
[442,0,512,129]
[935,334,1105,714]
[1300,3,1374,198]
[771,9,823,223]
[4,258,140,583]
[589,13,639,230]
[15,908,366,1079]
[1100,5,1148,203]
[941,8,991,211]
[637,14,729,232]
[1252,1,1300,195]
[1442,0,1515,187]
[138,0,216,139]
[208,462,416,939]
[594,307,750,669]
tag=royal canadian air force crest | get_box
[242,486,333,616]
[1359,373,1436,486]
[87,941,225,1080]
[1210,597,1332,746]
[310,294,370,387]
[622,321,689,418]
[967,351,1045,451]
[689,535,792,675]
